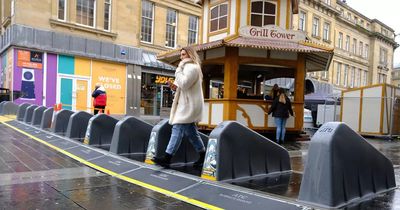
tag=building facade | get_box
[393,67,400,87]
[292,0,398,91]
[0,0,201,116]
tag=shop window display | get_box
[141,73,174,117]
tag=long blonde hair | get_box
[182,47,201,65]
[181,47,203,79]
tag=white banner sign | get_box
[239,25,306,42]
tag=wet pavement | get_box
[0,123,201,210]
[2,120,400,209]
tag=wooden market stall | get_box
[158,0,333,134]
[341,84,400,136]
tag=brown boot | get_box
[193,151,206,168]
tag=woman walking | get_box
[152,47,206,168]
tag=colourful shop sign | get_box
[17,50,43,69]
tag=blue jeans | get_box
[274,117,288,143]
[165,123,205,155]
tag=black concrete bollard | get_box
[298,122,396,208]
[65,111,93,142]
[16,103,31,121]
[23,105,38,123]
[109,116,153,162]
[51,109,74,136]
[200,121,290,181]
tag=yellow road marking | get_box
[0,115,14,122]
[1,121,223,210]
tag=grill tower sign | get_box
[239,25,306,42]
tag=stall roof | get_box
[157,35,333,72]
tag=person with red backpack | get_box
[92,84,107,115]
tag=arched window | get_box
[210,3,228,32]
[250,0,276,26]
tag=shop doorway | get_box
[58,76,90,112]
[159,85,173,118]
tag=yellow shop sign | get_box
[155,75,174,84]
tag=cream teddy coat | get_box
[169,59,204,125]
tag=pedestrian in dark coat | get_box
[268,88,294,144]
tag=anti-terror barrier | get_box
[51,109,74,136]
[40,107,54,130]
[65,111,93,142]
[109,116,153,162]
[299,122,396,208]
[23,105,38,123]
[84,114,118,151]
[145,119,209,167]
[0,101,6,114]
[200,121,291,181]
[1,101,19,116]
[16,103,31,121]
[31,106,47,127]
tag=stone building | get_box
[0,0,201,116]
[292,0,398,91]
[393,67,400,87]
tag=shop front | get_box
[0,49,14,96]
[1,48,128,115]
[52,54,127,114]
[140,73,174,118]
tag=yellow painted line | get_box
[0,115,14,122]
[145,159,155,165]
[4,115,16,120]
[1,121,223,210]
[201,174,217,181]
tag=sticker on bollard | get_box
[83,116,95,144]
[201,138,218,181]
[144,132,157,164]
[66,146,104,160]
[90,156,140,174]
[123,168,197,192]
[180,183,301,210]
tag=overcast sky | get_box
[345,0,400,67]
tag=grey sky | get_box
[345,0,400,67]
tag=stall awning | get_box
[157,36,333,72]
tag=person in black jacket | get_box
[268,88,294,144]
[264,84,279,101]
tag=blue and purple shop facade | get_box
[1,48,55,106]
[0,47,129,114]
